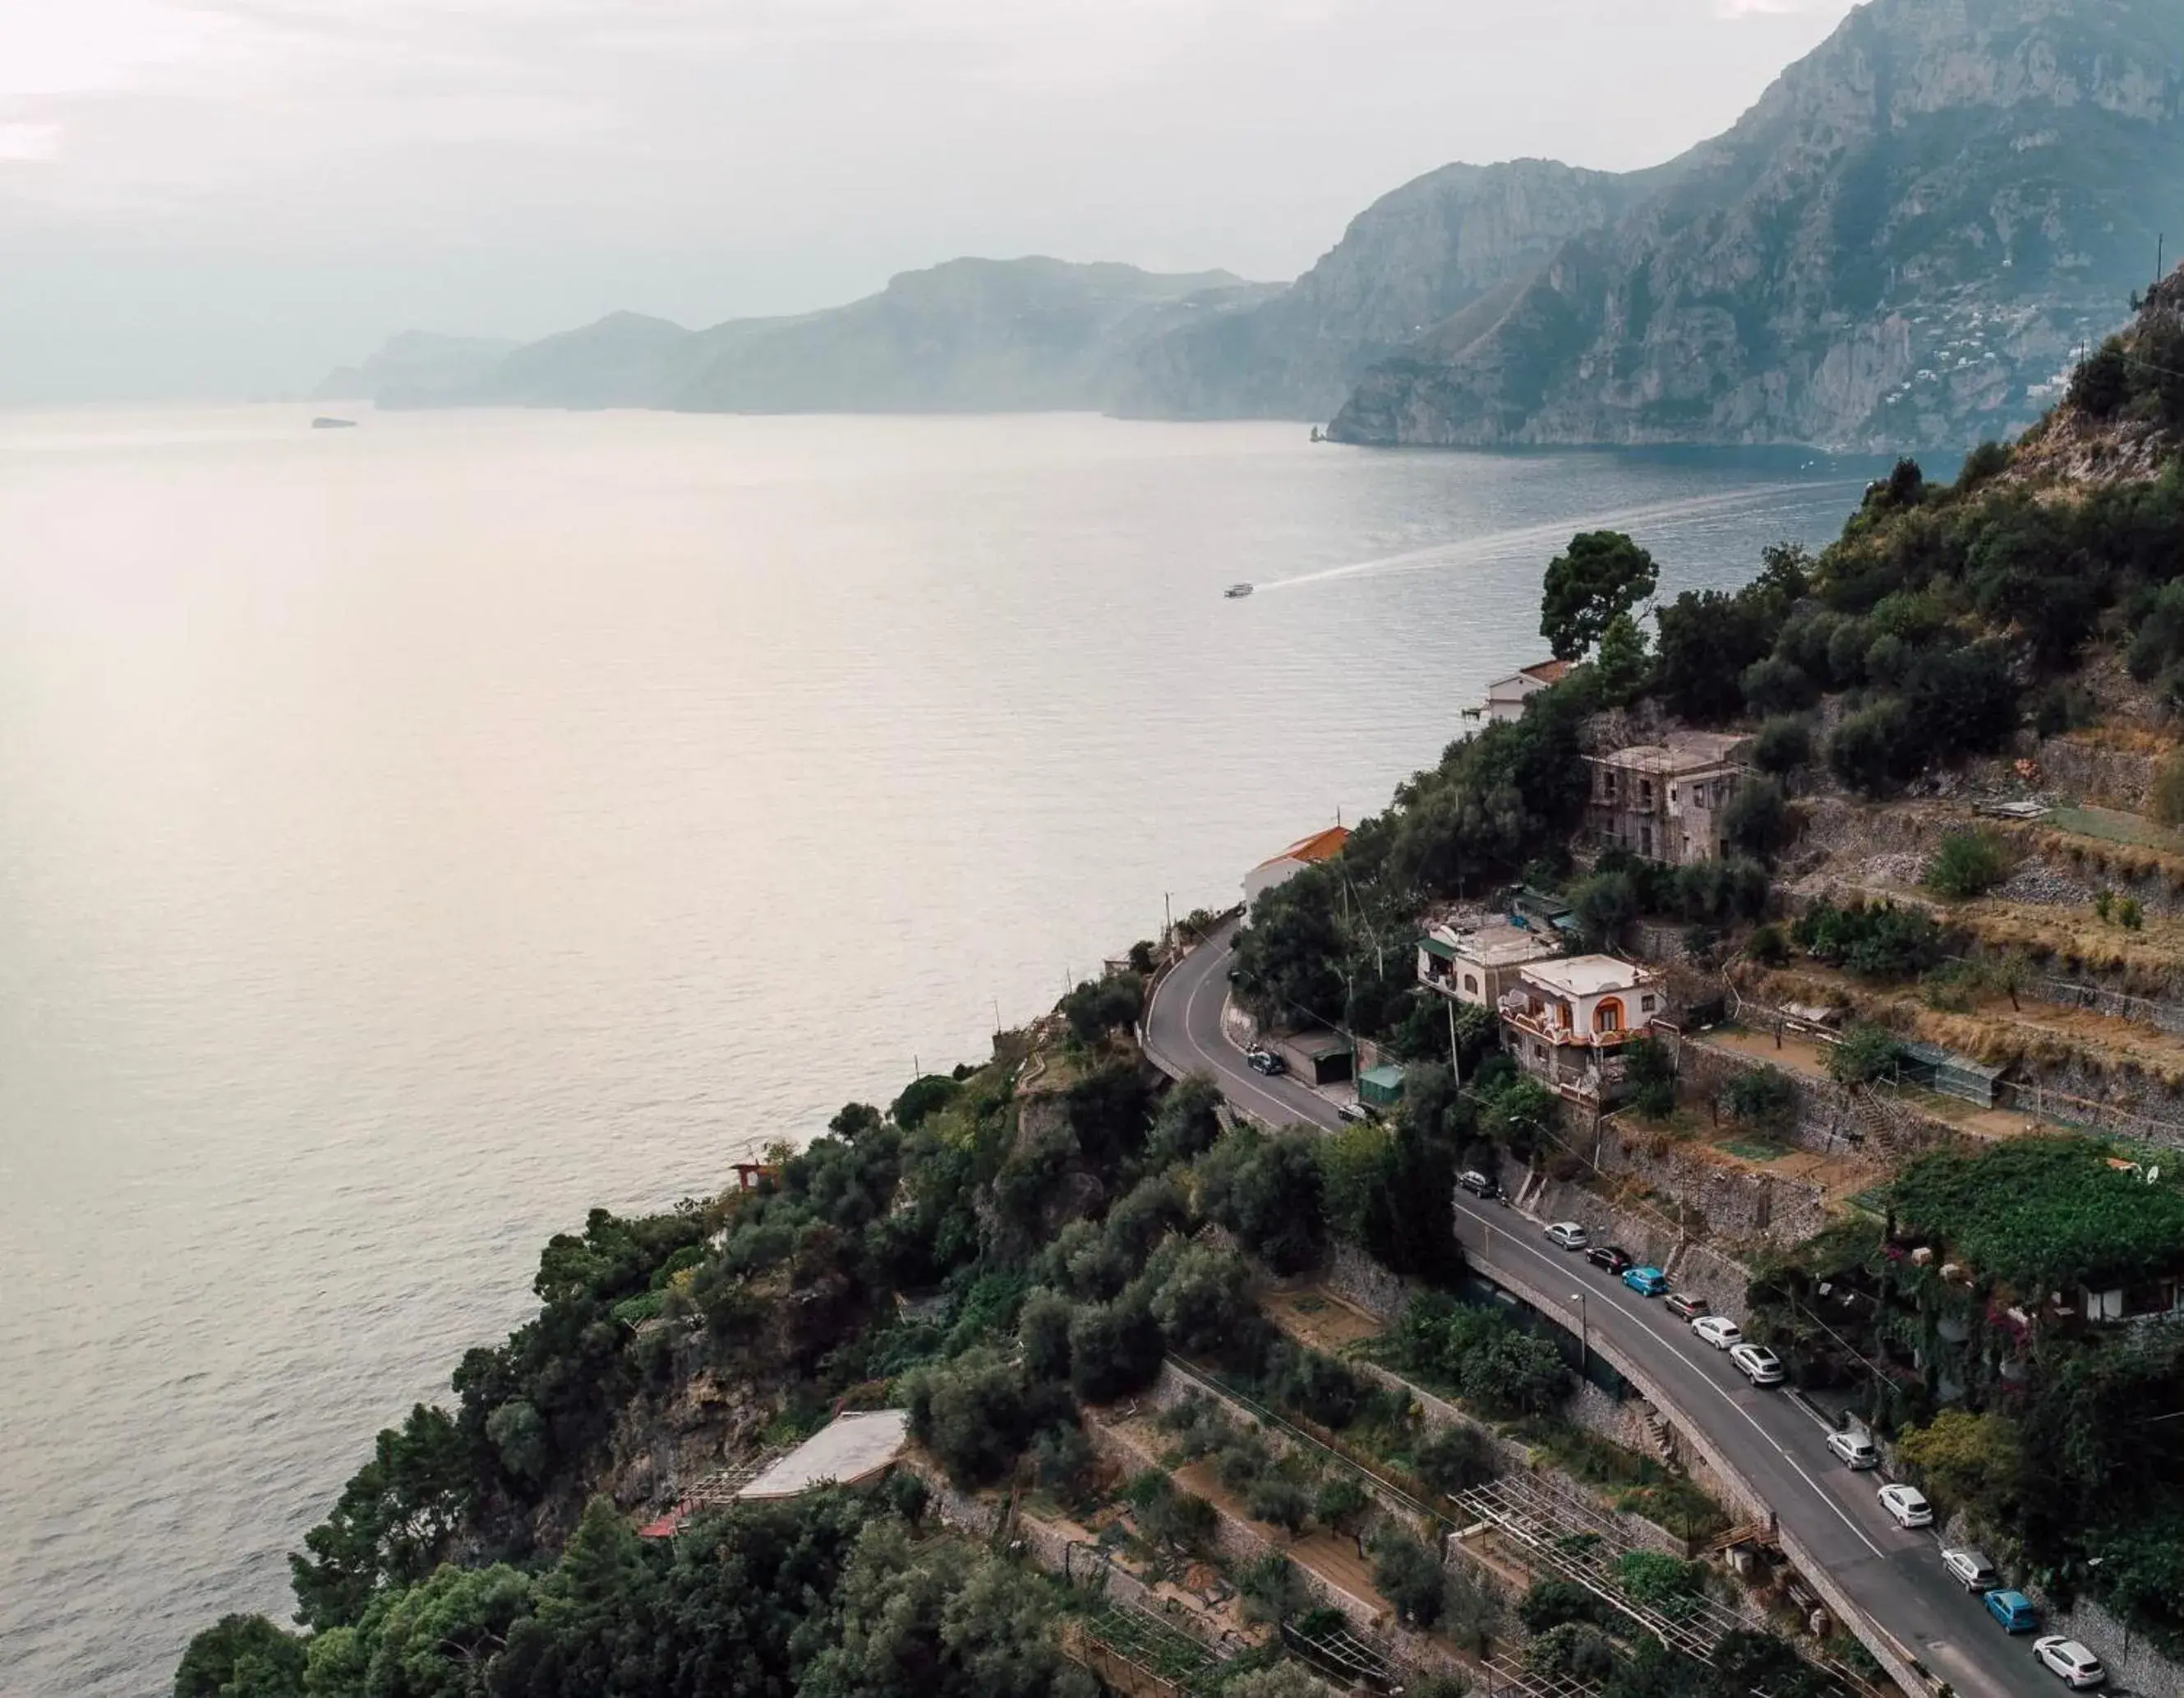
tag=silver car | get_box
[1827,1429,1879,1470]
[1942,1548,1999,1591]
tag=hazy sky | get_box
[1,0,1858,399]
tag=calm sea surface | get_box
[0,405,1878,1696]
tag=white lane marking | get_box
[1176,939,1338,1131]
[1450,1196,1889,1562]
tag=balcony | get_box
[1498,994,1651,1050]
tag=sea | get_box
[0,404,1884,1696]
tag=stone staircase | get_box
[1636,1400,1679,1469]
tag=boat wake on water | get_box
[1249,481,1863,593]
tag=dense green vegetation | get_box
[1748,1139,2184,1654]
[1893,1137,2184,1295]
[184,1487,1096,1698]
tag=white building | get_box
[1242,825,1349,907]
[1417,920,1563,1011]
[1479,660,1571,725]
[1499,955,1668,1103]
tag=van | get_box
[1984,1590,2038,1634]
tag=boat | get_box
[1224,583,1254,599]
[311,416,359,430]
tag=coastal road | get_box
[1144,925,2067,1698]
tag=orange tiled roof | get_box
[1258,825,1349,869]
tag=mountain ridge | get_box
[1325,0,2184,450]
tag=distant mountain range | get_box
[320,261,1277,415]
[324,0,2184,450]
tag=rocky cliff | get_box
[1114,159,1665,421]
[1329,0,2184,450]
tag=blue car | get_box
[1983,1590,2038,1634]
[1622,1266,1669,1297]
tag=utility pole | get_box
[1573,1291,1589,1376]
[1163,890,1173,945]
[1448,994,1463,1088]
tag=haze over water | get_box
[0,406,1873,1696]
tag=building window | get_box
[1463,975,1479,994]
[1593,998,1625,1035]
[1642,994,1657,1013]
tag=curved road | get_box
[1146,922,2070,1698]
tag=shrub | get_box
[1124,1469,1217,1553]
[1829,700,1915,794]
[1744,923,1790,967]
[1369,1527,1449,1627]
[1246,1474,1314,1536]
[1030,1423,1095,1504]
[1624,1036,1678,1119]
[1569,869,1640,951]
[2120,896,2146,930]
[1922,960,1989,1013]
[1067,1297,1163,1405]
[1314,1475,1370,1531]
[1061,971,1142,1045]
[1526,1622,1617,1684]
[1196,1128,1326,1275]
[1017,1290,1073,1383]
[1722,1068,1794,1131]
[1416,1423,1500,1497]
[1957,441,2013,488]
[1896,1408,2022,1525]
[1616,1550,1707,1605]
[1792,899,1943,980]
[1392,1292,1571,1415]
[2152,753,2184,829]
[905,1350,1056,1485]
[1740,655,1817,716]
[1150,1075,1225,1163]
[1654,588,1779,722]
[1723,777,1792,861]
[1827,1025,1905,1087]
[1926,830,2014,900]
[1518,1578,1608,1634]
[1234,1552,1311,1626]
[1268,1346,1368,1429]
[2069,340,2131,418]
[1751,717,1813,776]
[1147,1242,1251,1359]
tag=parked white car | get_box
[2034,1636,2107,1688]
[1942,1548,2000,1591]
[1730,1343,1784,1385]
[1878,1483,1933,1528]
[1827,1429,1879,1469]
[1545,1221,1590,1251]
[1691,1314,1743,1350]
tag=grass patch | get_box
[1513,1419,1733,1544]
[1716,1137,1791,1163]
[2045,805,2184,853]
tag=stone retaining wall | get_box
[2030,1589,2184,1697]
[1592,1119,1835,1250]
[1322,1241,1408,1322]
